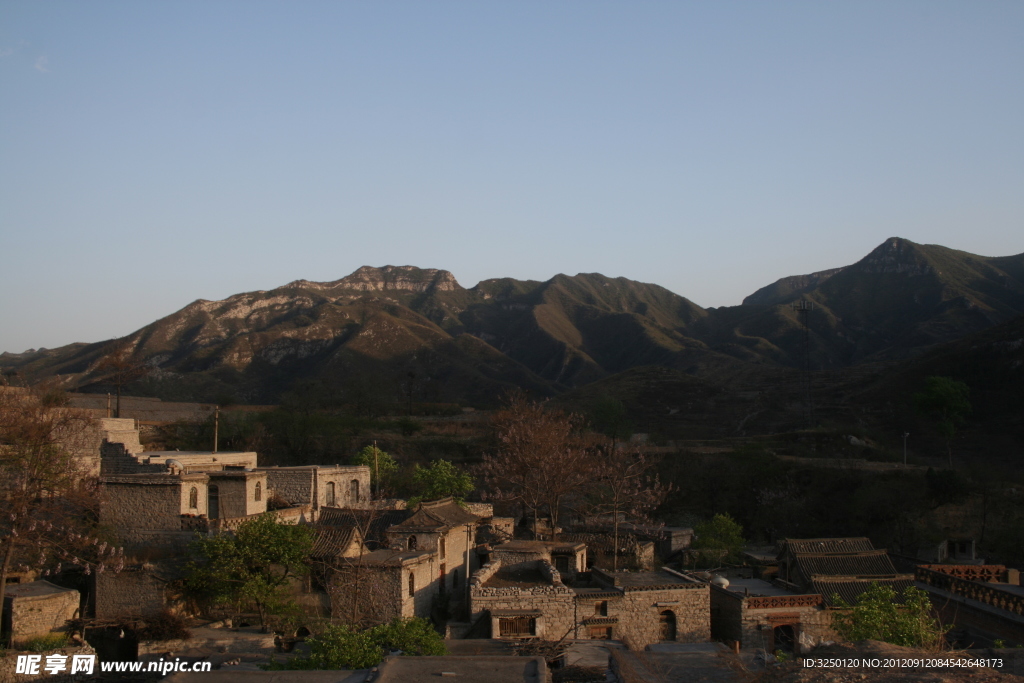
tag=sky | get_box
[1,1,1022,354]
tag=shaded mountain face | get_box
[4,239,1023,404]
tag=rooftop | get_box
[484,567,549,588]
[718,577,799,598]
[4,580,77,599]
[344,548,434,567]
[388,497,479,532]
[494,540,585,553]
[596,569,704,590]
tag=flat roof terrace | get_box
[483,567,549,589]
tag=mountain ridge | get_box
[4,238,1023,405]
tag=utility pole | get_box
[106,393,111,418]
[903,432,910,466]
[464,522,473,620]
[373,440,379,499]
[213,406,220,453]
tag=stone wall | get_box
[2,582,80,644]
[94,568,167,619]
[315,467,371,508]
[262,468,315,506]
[613,584,711,648]
[101,474,210,540]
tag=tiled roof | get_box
[310,527,360,560]
[388,498,479,532]
[812,577,916,608]
[316,508,410,548]
[794,550,898,579]
[783,538,876,554]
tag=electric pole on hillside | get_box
[792,300,814,428]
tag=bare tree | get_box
[0,385,121,629]
[582,445,672,571]
[480,393,595,541]
[97,338,148,418]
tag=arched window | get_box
[254,481,262,502]
[439,537,446,560]
[188,487,198,509]
[351,479,360,502]
[325,482,336,506]
[408,535,417,550]
[408,572,415,597]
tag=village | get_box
[3,394,1023,683]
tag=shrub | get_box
[832,583,948,649]
[23,634,70,652]
[265,618,446,670]
[137,611,192,641]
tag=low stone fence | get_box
[918,564,1011,583]
[917,567,1024,616]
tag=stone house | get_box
[470,560,710,649]
[483,540,588,581]
[776,537,915,607]
[325,548,439,623]
[1,581,80,647]
[258,465,371,511]
[385,498,481,599]
[708,576,833,654]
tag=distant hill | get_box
[3,238,1022,406]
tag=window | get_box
[351,479,360,502]
[659,610,677,641]
[325,482,335,506]
[589,626,613,640]
[554,555,570,572]
[188,487,198,509]
[595,601,608,616]
[499,617,536,637]
[408,572,415,597]
[408,535,417,550]
[254,482,262,502]
[439,537,446,560]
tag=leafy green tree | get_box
[268,618,446,670]
[352,444,399,496]
[589,394,632,445]
[690,513,745,567]
[184,513,313,629]
[832,583,947,648]
[914,376,971,467]
[408,459,474,507]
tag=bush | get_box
[137,611,192,641]
[23,634,70,651]
[265,617,446,670]
[832,583,948,649]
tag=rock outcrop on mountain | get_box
[3,238,1022,405]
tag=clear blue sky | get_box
[2,1,1022,354]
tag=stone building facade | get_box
[469,561,710,649]
[94,565,172,619]
[385,498,481,599]
[708,578,834,654]
[259,465,371,511]
[327,549,439,624]
[1,581,80,646]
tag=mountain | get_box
[3,238,1022,406]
